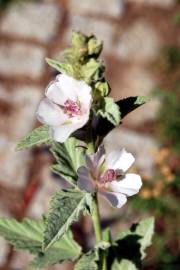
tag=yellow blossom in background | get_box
[140,189,153,199]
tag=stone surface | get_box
[0,84,42,138]
[27,166,62,219]
[10,251,34,270]
[109,65,160,125]
[0,2,61,42]
[104,127,159,177]
[69,0,124,18]
[126,0,175,7]
[66,15,115,53]
[0,42,45,79]
[0,84,42,188]
[0,136,31,188]
[116,21,161,62]
[0,238,9,266]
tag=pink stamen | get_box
[100,169,116,183]
[64,99,81,117]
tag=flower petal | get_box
[36,98,67,126]
[106,148,135,172]
[51,123,78,143]
[86,144,105,171]
[108,173,142,196]
[46,74,77,105]
[51,103,90,142]
[75,80,92,111]
[100,191,127,208]
[77,166,95,192]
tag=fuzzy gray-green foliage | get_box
[43,190,89,251]
[0,218,81,268]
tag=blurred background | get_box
[0,0,179,269]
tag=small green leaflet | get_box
[81,58,101,83]
[96,97,121,126]
[50,137,86,186]
[94,95,150,137]
[112,259,138,270]
[75,250,99,270]
[46,58,74,76]
[0,218,81,268]
[16,125,51,151]
[116,217,155,259]
[135,217,155,259]
[43,190,88,251]
[117,96,151,119]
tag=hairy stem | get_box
[92,193,107,270]
[92,193,102,242]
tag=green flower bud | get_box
[95,82,110,97]
[88,36,103,56]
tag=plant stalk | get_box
[92,193,107,270]
[92,193,102,243]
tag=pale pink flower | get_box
[36,74,92,143]
[77,145,142,208]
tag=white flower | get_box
[77,145,142,208]
[36,74,92,143]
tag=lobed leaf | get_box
[50,137,86,186]
[75,250,99,270]
[94,95,150,137]
[115,217,155,260]
[134,217,155,259]
[112,259,138,270]
[31,231,81,268]
[43,190,88,251]
[16,125,50,151]
[0,218,81,268]
[0,218,43,254]
[117,96,151,119]
[82,59,102,83]
[46,58,76,77]
[96,97,121,126]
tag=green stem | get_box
[102,251,107,270]
[92,193,107,270]
[92,193,102,242]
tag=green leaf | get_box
[102,228,111,243]
[96,97,121,126]
[46,58,75,77]
[94,95,150,137]
[135,217,155,259]
[43,190,88,251]
[112,259,138,270]
[117,96,151,119]
[51,164,76,187]
[31,231,81,268]
[94,82,109,97]
[0,218,43,254]
[16,125,51,151]
[50,137,86,186]
[0,218,81,268]
[82,59,102,83]
[75,250,99,270]
[116,217,155,259]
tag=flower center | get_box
[64,99,81,118]
[100,169,116,183]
